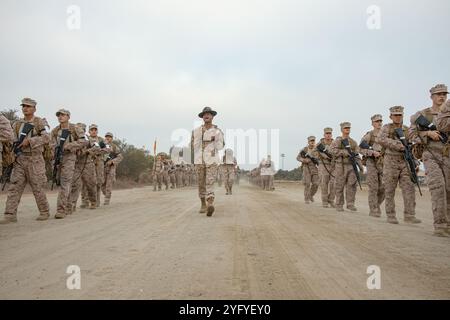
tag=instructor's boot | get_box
[206,199,215,217]
[0,214,17,224]
[199,198,207,214]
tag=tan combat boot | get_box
[404,217,422,224]
[36,213,49,221]
[329,202,335,208]
[89,202,97,210]
[104,198,110,205]
[80,201,88,209]
[322,203,329,208]
[433,229,450,237]
[199,198,207,214]
[0,214,18,224]
[387,216,399,224]
[336,207,344,212]
[206,199,215,217]
[55,212,66,219]
[347,205,357,212]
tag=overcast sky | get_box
[1,0,449,169]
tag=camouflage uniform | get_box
[0,114,14,170]
[430,95,450,235]
[69,125,101,212]
[51,110,88,219]
[222,149,237,194]
[330,123,361,212]
[316,128,336,208]
[83,125,108,208]
[376,106,420,224]
[162,159,171,190]
[168,160,176,189]
[192,107,225,216]
[102,133,123,205]
[1,98,51,223]
[297,137,319,203]
[153,157,164,191]
[360,115,385,217]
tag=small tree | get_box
[1,108,20,122]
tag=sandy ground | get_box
[0,181,449,300]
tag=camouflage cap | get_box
[105,132,114,138]
[340,122,351,129]
[430,84,449,95]
[56,108,71,117]
[323,127,333,134]
[89,124,98,130]
[21,97,37,107]
[389,106,404,115]
[307,136,316,141]
[77,123,87,130]
[371,114,383,122]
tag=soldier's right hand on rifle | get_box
[18,138,30,149]
[427,130,442,142]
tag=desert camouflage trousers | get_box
[102,164,116,202]
[334,162,357,208]
[4,154,49,216]
[196,164,218,202]
[222,165,235,191]
[318,163,335,205]
[382,154,416,219]
[422,149,450,230]
[70,158,97,209]
[56,155,77,215]
[366,158,385,215]
[303,166,319,201]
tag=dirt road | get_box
[0,182,449,300]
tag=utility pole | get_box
[281,153,285,170]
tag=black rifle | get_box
[51,129,70,190]
[105,152,118,165]
[415,114,448,144]
[342,138,362,190]
[300,150,319,166]
[1,123,35,191]
[316,143,333,159]
[359,140,373,152]
[395,128,422,196]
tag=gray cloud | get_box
[1,0,449,169]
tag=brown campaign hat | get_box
[198,106,217,118]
